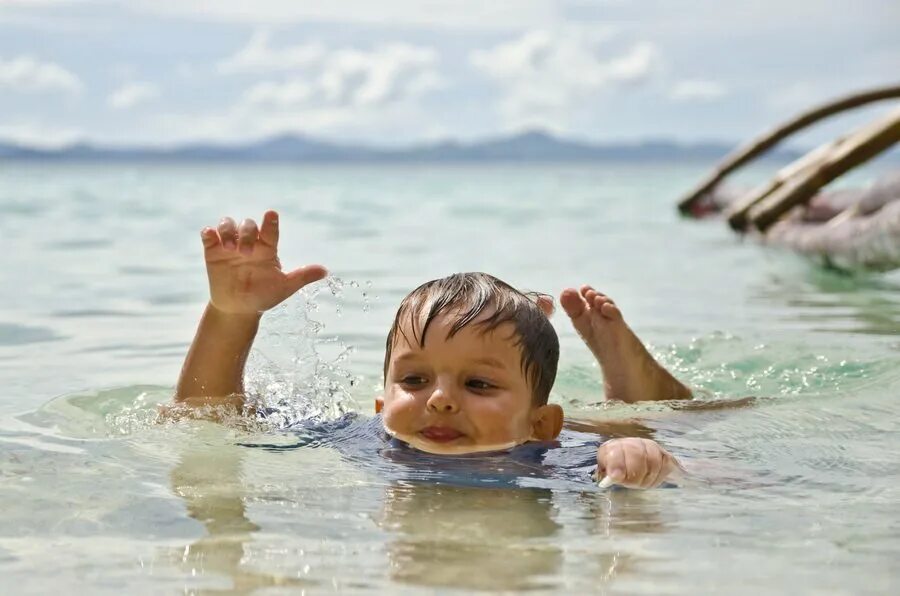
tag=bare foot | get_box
[559,285,691,403]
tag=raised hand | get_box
[201,210,327,314]
[596,437,680,489]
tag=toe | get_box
[560,288,587,319]
[598,299,623,321]
[536,295,555,317]
[562,288,596,339]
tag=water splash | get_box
[245,275,371,428]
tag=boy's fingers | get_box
[600,439,674,489]
[284,264,328,295]
[260,210,279,247]
[623,442,648,486]
[597,442,629,487]
[200,227,220,250]
[644,440,666,488]
[217,217,238,250]
[607,443,628,484]
[238,218,259,255]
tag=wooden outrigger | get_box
[677,85,900,272]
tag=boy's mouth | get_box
[419,426,465,442]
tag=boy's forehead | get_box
[391,309,518,352]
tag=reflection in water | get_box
[562,490,669,588]
[161,413,701,593]
[378,483,561,591]
[376,478,673,591]
[167,444,312,594]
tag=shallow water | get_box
[1,161,898,594]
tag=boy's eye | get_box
[399,375,427,387]
[466,379,495,391]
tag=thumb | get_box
[284,264,328,295]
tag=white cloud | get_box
[607,42,658,82]
[670,79,727,102]
[150,40,446,145]
[217,31,325,74]
[236,41,443,109]
[220,32,444,110]
[471,30,659,129]
[107,81,160,109]
[0,55,82,94]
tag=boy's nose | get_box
[426,387,459,414]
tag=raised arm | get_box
[174,210,327,410]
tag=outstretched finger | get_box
[238,218,259,255]
[284,264,328,295]
[259,210,279,248]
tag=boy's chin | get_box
[383,423,530,455]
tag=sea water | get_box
[0,161,898,594]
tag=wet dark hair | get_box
[383,272,559,405]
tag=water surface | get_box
[1,162,898,593]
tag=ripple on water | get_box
[649,332,888,399]
[50,309,144,319]
[17,385,172,439]
[44,238,114,250]
[0,323,66,346]
[144,292,202,306]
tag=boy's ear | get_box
[375,396,384,414]
[531,403,563,441]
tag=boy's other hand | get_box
[201,210,327,314]
[597,437,679,489]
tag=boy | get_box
[175,210,692,489]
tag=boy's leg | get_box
[560,286,691,403]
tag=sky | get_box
[0,0,898,148]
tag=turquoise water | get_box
[1,162,898,593]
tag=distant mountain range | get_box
[0,130,801,162]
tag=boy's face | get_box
[377,312,562,454]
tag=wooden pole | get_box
[724,136,843,230]
[676,84,900,216]
[747,108,900,231]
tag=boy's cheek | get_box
[380,395,418,430]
